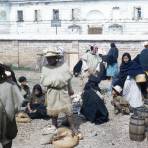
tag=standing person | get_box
[138,41,148,97]
[81,45,102,76]
[40,48,78,134]
[0,64,24,148]
[80,45,102,88]
[113,53,144,110]
[106,43,119,85]
[114,52,144,88]
[139,41,148,73]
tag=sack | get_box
[6,117,18,140]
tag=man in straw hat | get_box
[40,48,79,135]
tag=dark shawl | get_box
[73,60,83,77]
[114,60,144,88]
[81,88,109,124]
[107,47,118,65]
[139,48,148,71]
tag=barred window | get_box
[17,10,23,22]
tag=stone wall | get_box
[0,39,144,71]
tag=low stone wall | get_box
[0,38,145,71]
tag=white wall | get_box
[1,0,148,35]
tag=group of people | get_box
[0,47,79,148]
[0,42,148,148]
[74,42,148,117]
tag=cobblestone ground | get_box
[10,70,148,148]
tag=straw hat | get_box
[135,74,146,83]
[44,48,61,57]
[112,85,122,94]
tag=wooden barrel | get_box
[144,99,148,109]
[144,109,148,127]
[135,107,148,127]
[146,127,148,141]
[129,115,145,141]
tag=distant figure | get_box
[106,43,119,82]
[18,76,31,107]
[0,63,23,148]
[81,45,102,76]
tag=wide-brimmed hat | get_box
[135,74,146,83]
[112,85,122,94]
[44,48,62,57]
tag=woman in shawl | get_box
[40,48,78,134]
[26,84,48,119]
[113,53,144,109]
[0,64,24,148]
[114,52,144,88]
[106,43,119,79]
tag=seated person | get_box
[111,85,130,115]
[26,84,48,119]
[81,75,109,124]
[18,76,31,107]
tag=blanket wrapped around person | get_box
[81,75,109,124]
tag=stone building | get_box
[0,0,148,69]
[0,0,148,35]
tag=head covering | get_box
[57,46,64,56]
[44,48,61,57]
[143,41,148,47]
[112,85,122,94]
[5,70,11,77]
[110,43,116,48]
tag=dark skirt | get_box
[27,104,49,119]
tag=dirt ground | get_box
[10,70,148,148]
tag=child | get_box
[26,84,48,119]
[18,76,31,107]
[111,85,130,115]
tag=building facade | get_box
[0,0,148,35]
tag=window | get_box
[34,10,40,21]
[17,10,23,22]
[88,26,102,34]
[53,9,59,20]
[134,7,142,20]
[71,8,80,20]
[0,11,7,20]
[112,6,120,20]
[72,9,74,20]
